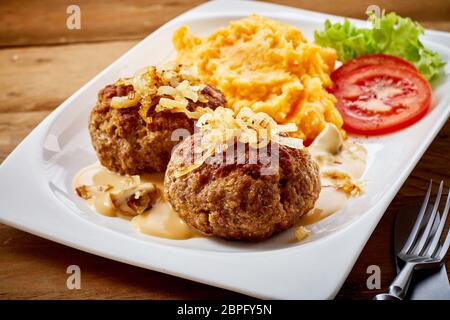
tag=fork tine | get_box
[436,227,450,261]
[400,180,433,255]
[413,181,444,255]
[426,189,450,257]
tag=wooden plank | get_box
[1,0,449,48]
[0,0,204,47]
[0,111,49,162]
[0,40,137,114]
[268,0,450,29]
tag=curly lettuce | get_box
[314,12,446,81]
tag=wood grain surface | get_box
[0,0,449,300]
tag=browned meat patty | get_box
[89,84,226,175]
[164,134,321,241]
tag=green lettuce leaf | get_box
[314,12,446,81]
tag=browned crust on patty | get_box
[89,84,226,175]
[164,134,321,241]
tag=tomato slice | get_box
[331,54,417,82]
[332,64,431,135]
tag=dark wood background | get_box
[0,0,449,299]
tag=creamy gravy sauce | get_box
[308,123,367,185]
[73,164,202,239]
[132,202,203,240]
[73,164,137,217]
[298,186,347,226]
[74,124,366,242]
[294,123,367,241]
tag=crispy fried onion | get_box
[110,63,212,123]
[175,107,303,177]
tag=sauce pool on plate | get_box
[73,164,203,240]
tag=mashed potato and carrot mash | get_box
[173,14,343,142]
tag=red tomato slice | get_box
[331,54,417,82]
[332,64,431,135]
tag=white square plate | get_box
[1,0,449,299]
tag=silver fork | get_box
[375,180,450,300]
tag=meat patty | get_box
[89,84,226,175]
[164,134,321,241]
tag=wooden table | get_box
[0,0,449,300]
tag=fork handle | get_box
[374,262,416,300]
